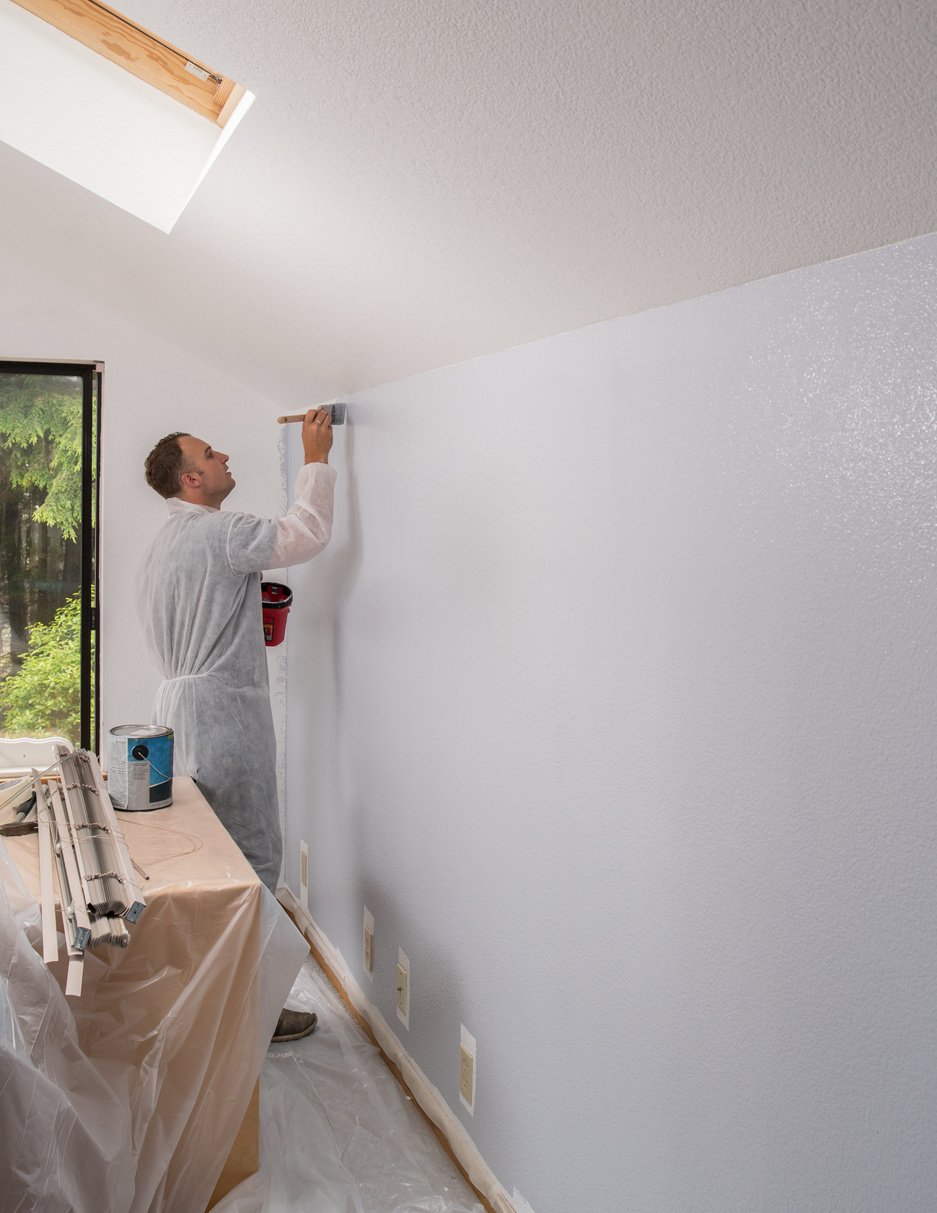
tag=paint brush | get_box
[277,403,346,425]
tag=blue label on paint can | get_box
[108,725,174,810]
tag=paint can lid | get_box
[110,724,174,739]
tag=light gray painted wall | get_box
[284,232,937,1213]
[0,250,283,738]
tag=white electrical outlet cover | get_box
[363,906,374,979]
[299,840,309,910]
[460,1023,476,1114]
[396,947,410,1029]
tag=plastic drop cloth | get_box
[136,461,336,892]
[213,958,485,1213]
[0,778,309,1213]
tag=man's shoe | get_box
[272,1009,318,1043]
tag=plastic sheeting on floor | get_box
[213,957,485,1213]
[0,805,307,1213]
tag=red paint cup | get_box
[261,581,293,646]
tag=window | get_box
[10,0,246,124]
[0,363,100,752]
[0,1,254,231]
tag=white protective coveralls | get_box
[136,463,337,891]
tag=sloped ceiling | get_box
[1,0,935,403]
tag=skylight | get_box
[0,0,254,232]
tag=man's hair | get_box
[144,432,191,499]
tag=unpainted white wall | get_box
[283,231,937,1213]
[0,248,283,737]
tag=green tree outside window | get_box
[0,373,92,741]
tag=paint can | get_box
[107,725,174,811]
[261,581,293,646]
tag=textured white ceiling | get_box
[1,0,935,403]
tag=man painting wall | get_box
[137,408,335,1041]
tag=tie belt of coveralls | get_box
[157,671,260,695]
[160,672,223,685]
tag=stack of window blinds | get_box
[36,747,146,996]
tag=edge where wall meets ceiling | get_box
[1,0,935,404]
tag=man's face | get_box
[177,435,235,506]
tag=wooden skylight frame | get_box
[10,0,245,126]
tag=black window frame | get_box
[0,360,101,752]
